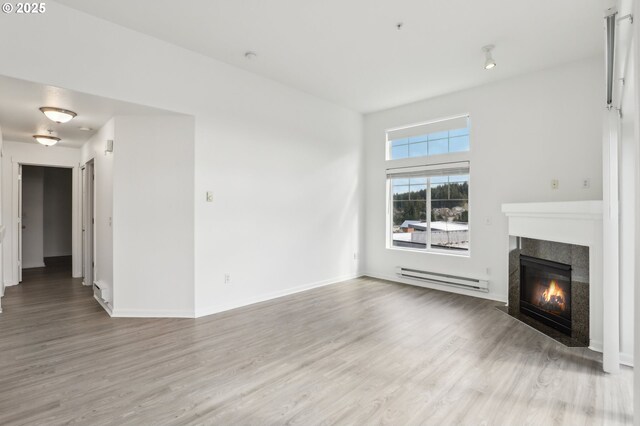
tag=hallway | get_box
[3,260,88,316]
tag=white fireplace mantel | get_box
[502,201,602,248]
[501,200,612,371]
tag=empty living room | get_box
[0,0,639,424]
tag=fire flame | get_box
[541,280,566,311]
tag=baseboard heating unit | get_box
[395,267,489,292]
[93,282,110,302]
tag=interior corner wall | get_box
[0,2,363,317]
[2,141,81,286]
[80,119,114,306]
[363,57,603,303]
[111,115,195,317]
[193,95,363,317]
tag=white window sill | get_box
[386,246,470,258]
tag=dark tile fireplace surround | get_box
[508,237,589,346]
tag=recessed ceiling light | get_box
[244,51,257,60]
[78,126,93,131]
[39,106,77,123]
[482,45,496,70]
[396,22,404,30]
[33,131,61,147]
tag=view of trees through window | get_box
[391,175,469,252]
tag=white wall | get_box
[21,166,44,268]
[0,2,363,317]
[363,58,603,303]
[43,167,73,257]
[619,50,636,367]
[194,97,362,316]
[2,141,81,286]
[112,115,194,316]
[80,120,114,306]
[0,126,3,298]
[633,0,640,416]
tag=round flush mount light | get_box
[244,51,257,60]
[33,134,61,146]
[482,45,496,70]
[39,106,77,123]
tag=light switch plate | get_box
[206,191,213,202]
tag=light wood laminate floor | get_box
[0,267,633,425]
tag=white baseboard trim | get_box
[195,272,364,318]
[589,340,603,353]
[364,271,507,303]
[92,295,193,319]
[22,263,45,269]
[619,352,634,367]
[93,294,113,316]
[589,341,633,367]
[111,308,194,318]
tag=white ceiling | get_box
[55,0,604,113]
[0,75,175,148]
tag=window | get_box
[385,115,470,255]
[386,115,469,160]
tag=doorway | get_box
[19,165,73,280]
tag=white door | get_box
[17,164,22,283]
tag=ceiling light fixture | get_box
[39,106,77,123]
[244,51,257,60]
[33,130,60,147]
[482,45,496,70]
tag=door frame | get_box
[10,158,81,285]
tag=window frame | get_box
[385,114,470,161]
[386,172,471,257]
[385,114,471,257]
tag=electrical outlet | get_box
[485,217,492,226]
[551,179,559,190]
[582,178,590,189]
[224,273,231,284]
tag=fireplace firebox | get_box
[519,255,572,336]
